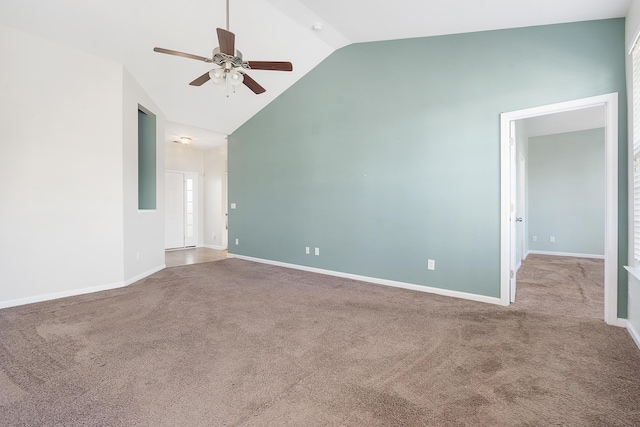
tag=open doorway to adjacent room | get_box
[500,93,619,325]
[164,121,229,267]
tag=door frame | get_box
[499,93,619,325]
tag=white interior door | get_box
[165,172,185,249]
[517,155,526,267]
[509,121,518,302]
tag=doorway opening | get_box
[500,93,619,325]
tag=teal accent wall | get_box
[528,129,605,255]
[138,109,156,210]
[229,19,628,315]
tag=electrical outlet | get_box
[428,259,435,270]
[315,247,320,256]
[550,236,555,243]
[230,203,236,209]
[305,247,310,254]
[235,238,239,245]
[212,232,216,240]
[532,235,537,242]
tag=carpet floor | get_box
[1,256,639,426]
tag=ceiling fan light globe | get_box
[228,69,244,86]
[209,68,226,84]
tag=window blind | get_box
[633,43,640,261]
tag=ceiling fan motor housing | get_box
[213,47,249,70]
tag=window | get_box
[138,108,157,210]
[633,42,640,262]
[186,178,194,238]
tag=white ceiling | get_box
[523,106,606,138]
[293,0,631,43]
[0,0,631,148]
[165,121,227,149]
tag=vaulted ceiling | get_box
[0,0,631,148]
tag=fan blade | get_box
[153,47,212,63]
[246,61,293,72]
[190,71,211,86]
[217,28,235,56]
[240,72,266,94]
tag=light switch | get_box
[230,203,236,209]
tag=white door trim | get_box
[500,93,619,325]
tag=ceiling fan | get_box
[153,0,292,95]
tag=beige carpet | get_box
[1,256,639,426]
[514,254,605,319]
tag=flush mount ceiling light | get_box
[180,137,191,145]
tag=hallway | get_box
[165,247,227,267]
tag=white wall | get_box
[204,145,228,250]
[626,0,640,347]
[166,143,205,172]
[0,25,167,308]
[122,69,165,282]
[0,25,125,306]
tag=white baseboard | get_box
[627,321,640,350]
[614,318,628,328]
[0,281,126,309]
[528,250,605,260]
[227,253,503,306]
[124,264,166,286]
[0,264,166,310]
[204,244,227,250]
